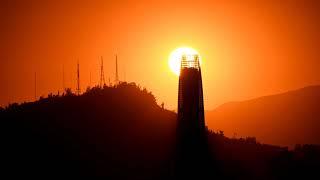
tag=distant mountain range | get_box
[206,85,320,147]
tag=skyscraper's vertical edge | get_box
[197,57,205,130]
[177,54,185,122]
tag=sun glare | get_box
[169,47,201,76]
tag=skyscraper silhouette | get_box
[177,54,205,137]
[175,54,209,178]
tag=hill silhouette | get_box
[1,82,319,179]
[206,85,320,147]
[1,83,176,178]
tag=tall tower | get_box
[177,54,205,136]
[76,60,80,95]
[100,56,106,87]
[115,54,119,85]
[175,54,208,178]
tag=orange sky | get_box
[1,0,320,110]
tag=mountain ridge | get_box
[213,85,320,109]
[206,85,320,147]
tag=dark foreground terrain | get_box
[1,82,319,179]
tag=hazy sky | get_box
[1,0,320,110]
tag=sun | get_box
[168,47,201,76]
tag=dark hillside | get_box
[1,83,319,179]
[1,82,176,178]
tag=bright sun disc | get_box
[169,47,201,76]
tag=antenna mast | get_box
[100,56,106,88]
[34,72,37,100]
[62,65,65,91]
[115,54,119,84]
[123,63,126,82]
[89,71,91,87]
[76,60,80,95]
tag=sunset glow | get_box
[168,47,201,76]
[2,2,320,175]
[2,1,320,117]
